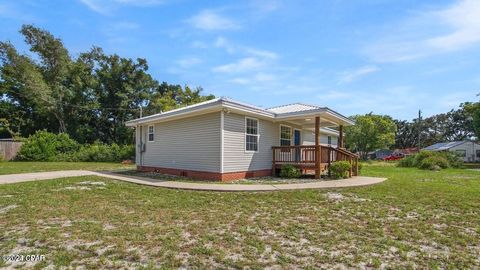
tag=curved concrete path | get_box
[0,170,386,192]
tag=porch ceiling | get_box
[276,111,353,128]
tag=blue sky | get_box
[1,0,479,120]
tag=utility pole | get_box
[139,106,143,118]
[418,110,422,150]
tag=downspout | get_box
[139,125,143,166]
[220,110,225,175]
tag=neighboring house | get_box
[126,97,358,181]
[368,149,393,160]
[393,147,419,156]
[423,141,480,162]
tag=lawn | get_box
[1,164,480,269]
[0,162,135,175]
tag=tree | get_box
[0,25,215,144]
[465,100,480,140]
[394,120,417,149]
[345,114,397,159]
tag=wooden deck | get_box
[272,145,359,178]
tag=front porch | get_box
[271,116,358,178]
[272,145,359,178]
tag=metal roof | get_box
[267,103,323,114]
[126,97,354,126]
[423,141,469,151]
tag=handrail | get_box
[271,145,359,177]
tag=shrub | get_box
[74,142,135,162]
[329,161,351,179]
[16,130,134,162]
[396,150,463,170]
[16,130,79,161]
[419,155,450,170]
[279,164,301,178]
[439,151,463,168]
[398,155,416,167]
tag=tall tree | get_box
[345,114,397,159]
[80,47,157,144]
[0,25,215,143]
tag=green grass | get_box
[0,162,135,175]
[1,165,480,268]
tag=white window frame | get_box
[327,136,332,145]
[279,125,292,146]
[148,125,155,142]
[245,117,259,153]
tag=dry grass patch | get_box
[1,166,480,268]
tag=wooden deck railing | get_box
[272,145,359,178]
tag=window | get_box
[327,136,332,145]
[455,149,466,157]
[148,125,154,142]
[245,118,258,152]
[476,150,480,159]
[280,125,292,146]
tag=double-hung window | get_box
[148,125,155,142]
[280,125,292,146]
[327,136,332,145]
[245,118,259,152]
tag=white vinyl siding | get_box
[446,142,480,162]
[302,132,338,146]
[138,112,221,172]
[223,112,277,172]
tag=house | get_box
[126,97,359,181]
[393,147,419,156]
[423,141,480,162]
[368,149,393,160]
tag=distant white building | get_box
[423,141,480,163]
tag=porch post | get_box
[339,125,344,148]
[315,116,320,179]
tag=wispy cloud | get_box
[365,0,480,62]
[101,21,140,43]
[79,0,164,15]
[187,10,239,31]
[338,65,379,83]
[176,57,202,68]
[213,57,265,73]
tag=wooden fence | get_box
[0,141,23,161]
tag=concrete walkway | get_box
[0,170,386,192]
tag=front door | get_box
[294,130,301,161]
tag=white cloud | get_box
[79,0,164,14]
[365,0,480,62]
[214,37,236,53]
[187,10,239,31]
[176,57,202,68]
[212,57,265,73]
[338,65,379,83]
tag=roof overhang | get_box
[126,97,354,127]
[274,109,355,127]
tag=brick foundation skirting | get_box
[137,166,271,182]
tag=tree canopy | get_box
[0,25,214,144]
[345,114,397,159]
